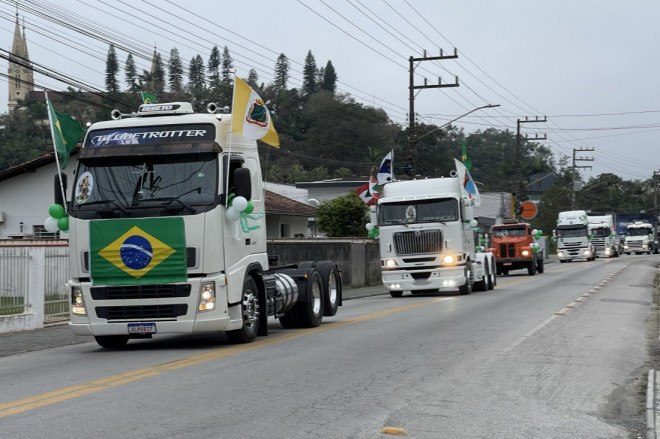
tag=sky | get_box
[1,0,659,181]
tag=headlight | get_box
[71,287,86,315]
[624,245,629,250]
[441,254,457,265]
[198,282,216,312]
[605,248,611,255]
[584,250,592,256]
[384,259,398,269]
[557,251,564,257]
[521,250,530,257]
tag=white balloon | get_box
[232,196,248,212]
[225,207,241,221]
[44,216,59,232]
[365,223,374,231]
[532,229,538,236]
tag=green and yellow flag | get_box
[460,142,472,171]
[141,91,158,104]
[90,218,186,285]
[46,96,84,169]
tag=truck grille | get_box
[96,304,188,320]
[591,237,606,251]
[498,244,516,258]
[91,284,191,300]
[627,241,644,250]
[394,230,442,255]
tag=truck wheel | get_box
[502,268,509,276]
[94,335,129,349]
[297,261,315,269]
[487,260,495,290]
[536,258,544,274]
[390,291,403,298]
[474,263,488,292]
[459,264,473,295]
[527,260,536,276]
[293,270,324,327]
[315,261,342,316]
[278,312,298,329]
[226,275,260,343]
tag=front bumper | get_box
[382,266,467,292]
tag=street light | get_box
[416,104,501,141]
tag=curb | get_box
[648,369,657,439]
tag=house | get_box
[0,153,315,239]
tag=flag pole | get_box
[390,148,395,182]
[225,70,237,206]
[45,91,68,213]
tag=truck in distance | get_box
[376,167,496,297]
[587,214,620,257]
[490,220,544,275]
[623,221,659,255]
[64,102,342,349]
[556,210,596,262]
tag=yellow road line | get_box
[0,296,452,418]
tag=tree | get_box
[320,60,337,93]
[151,52,165,95]
[105,44,119,93]
[246,69,259,90]
[317,192,368,237]
[302,50,318,96]
[124,53,137,92]
[273,53,289,89]
[188,54,205,90]
[207,46,221,94]
[168,47,184,93]
[217,46,234,107]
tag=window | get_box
[33,225,59,240]
[280,223,290,238]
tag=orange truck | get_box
[490,221,544,276]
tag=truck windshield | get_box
[590,227,610,237]
[492,227,526,237]
[627,228,651,236]
[378,198,458,225]
[557,226,587,238]
[69,153,218,218]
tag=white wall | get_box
[0,158,78,239]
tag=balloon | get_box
[365,222,374,231]
[57,216,69,232]
[243,200,254,214]
[368,229,377,238]
[44,216,59,232]
[231,196,248,212]
[532,229,538,236]
[48,204,65,219]
[225,207,240,221]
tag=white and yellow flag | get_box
[231,76,280,147]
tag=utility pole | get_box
[408,48,459,177]
[654,170,660,215]
[514,116,547,210]
[571,147,594,209]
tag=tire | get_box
[527,260,536,276]
[293,270,324,327]
[95,335,129,349]
[536,258,544,274]
[459,263,473,295]
[487,261,495,290]
[278,311,298,329]
[390,290,403,298]
[226,275,260,343]
[297,261,315,269]
[474,263,487,292]
[315,261,341,316]
[496,265,503,276]
[502,268,509,276]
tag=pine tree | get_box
[273,53,289,90]
[105,44,119,93]
[302,50,318,96]
[168,47,183,93]
[246,69,259,90]
[188,54,205,90]
[207,46,221,93]
[151,52,165,95]
[221,46,233,80]
[320,60,337,93]
[124,53,137,91]
[217,46,234,107]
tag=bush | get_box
[316,192,368,237]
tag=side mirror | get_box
[54,173,67,206]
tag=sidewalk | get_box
[0,284,388,358]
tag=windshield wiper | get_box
[75,199,130,215]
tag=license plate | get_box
[128,323,156,334]
[503,262,513,266]
[413,279,431,284]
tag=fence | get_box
[0,242,69,333]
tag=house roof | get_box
[265,190,316,217]
[0,151,61,183]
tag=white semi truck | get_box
[376,171,496,297]
[64,102,342,348]
[623,221,659,255]
[587,214,620,257]
[556,210,596,262]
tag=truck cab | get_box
[556,210,595,262]
[623,221,658,254]
[490,221,543,275]
[587,214,619,257]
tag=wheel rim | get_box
[311,281,322,315]
[328,273,338,304]
[242,289,259,329]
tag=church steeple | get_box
[8,13,34,112]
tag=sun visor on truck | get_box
[79,123,220,159]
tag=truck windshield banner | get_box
[90,217,187,285]
[86,124,215,148]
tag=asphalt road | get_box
[0,255,657,439]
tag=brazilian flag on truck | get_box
[90,218,186,285]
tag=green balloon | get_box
[49,204,65,219]
[57,216,69,232]
[243,200,254,214]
